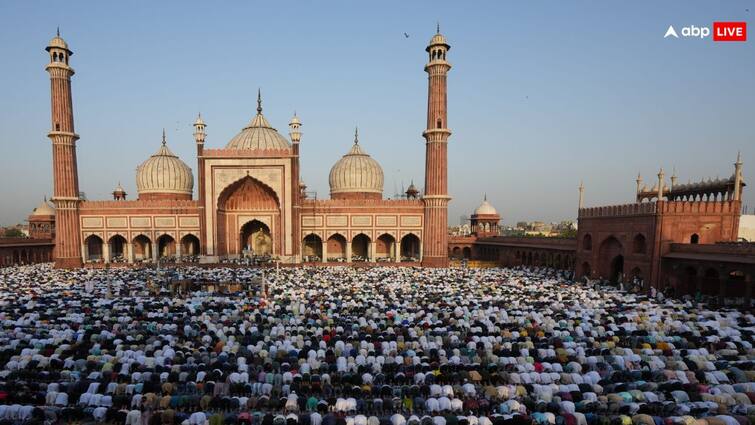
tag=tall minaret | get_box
[289,112,302,260]
[46,30,82,269]
[193,114,207,255]
[578,181,584,209]
[733,151,743,201]
[421,25,452,267]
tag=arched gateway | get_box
[216,176,280,257]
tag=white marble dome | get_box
[225,94,291,151]
[473,196,498,216]
[329,130,384,197]
[136,134,193,198]
[31,199,55,216]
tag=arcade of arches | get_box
[453,237,577,271]
[301,232,421,263]
[0,240,53,267]
[74,232,203,264]
[661,246,754,303]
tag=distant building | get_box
[740,215,755,242]
[448,157,753,303]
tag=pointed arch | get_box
[157,234,176,259]
[351,233,371,261]
[302,233,323,261]
[400,233,421,261]
[598,236,624,282]
[217,175,280,210]
[108,234,128,261]
[632,234,647,254]
[84,234,104,262]
[326,233,347,261]
[217,175,281,256]
[132,234,152,261]
[181,234,200,257]
[240,220,272,256]
[376,233,396,260]
[582,233,593,251]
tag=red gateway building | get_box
[451,159,752,301]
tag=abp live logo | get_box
[713,22,747,41]
[664,22,747,42]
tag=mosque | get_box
[34,29,453,268]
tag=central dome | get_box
[329,129,384,200]
[225,92,291,151]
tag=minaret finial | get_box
[57,27,60,37]
[736,150,742,165]
[354,126,359,144]
[437,21,440,34]
[484,193,487,201]
[257,88,262,114]
[162,128,166,145]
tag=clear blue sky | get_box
[0,1,753,226]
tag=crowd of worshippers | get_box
[0,264,752,425]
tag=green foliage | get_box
[560,228,577,238]
[3,228,24,238]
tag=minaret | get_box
[578,181,584,209]
[733,151,743,201]
[193,113,206,152]
[421,25,452,267]
[671,167,678,189]
[193,114,206,255]
[635,172,643,202]
[46,30,82,269]
[657,168,665,200]
[289,112,302,260]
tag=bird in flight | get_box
[404,33,410,38]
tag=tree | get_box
[3,228,24,238]
[559,228,577,238]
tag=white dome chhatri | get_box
[31,198,55,216]
[329,128,384,199]
[136,130,194,200]
[473,195,498,216]
[225,90,291,151]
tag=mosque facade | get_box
[38,29,453,268]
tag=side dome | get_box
[329,129,384,200]
[473,195,499,216]
[136,131,194,200]
[225,91,291,151]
